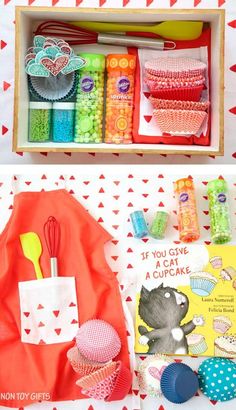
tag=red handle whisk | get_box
[35,20,175,50]
[44,216,61,277]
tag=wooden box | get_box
[13,6,225,156]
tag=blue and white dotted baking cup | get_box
[160,362,199,404]
[28,72,77,102]
[198,357,236,402]
[190,277,217,296]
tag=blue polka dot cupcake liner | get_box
[190,278,217,296]
[198,357,236,402]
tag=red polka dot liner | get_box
[149,85,204,101]
[149,97,210,111]
[76,319,121,363]
[145,57,207,79]
[145,76,205,90]
[153,109,207,135]
[144,70,205,84]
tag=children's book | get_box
[135,244,236,357]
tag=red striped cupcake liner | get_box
[145,57,206,79]
[153,109,207,135]
[149,85,204,102]
[149,97,210,111]
[67,344,104,375]
[76,361,117,389]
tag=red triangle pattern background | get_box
[0,0,235,162]
[0,172,235,408]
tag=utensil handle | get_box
[98,33,175,50]
[34,262,44,280]
[72,21,154,34]
[50,257,58,277]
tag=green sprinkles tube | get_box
[28,102,52,142]
[207,179,232,244]
[74,53,105,143]
[150,211,169,239]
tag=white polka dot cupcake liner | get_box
[149,85,204,102]
[190,277,217,296]
[153,109,207,135]
[149,97,209,111]
[144,57,207,79]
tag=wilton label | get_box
[80,76,94,93]
[116,76,130,93]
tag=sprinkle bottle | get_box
[74,53,105,143]
[28,102,52,142]
[150,211,169,239]
[105,54,136,144]
[52,102,75,142]
[207,179,232,244]
[130,211,148,239]
[174,178,200,243]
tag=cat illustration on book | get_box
[138,283,205,355]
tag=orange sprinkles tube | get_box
[105,54,136,144]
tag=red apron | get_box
[0,189,129,408]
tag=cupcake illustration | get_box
[190,272,218,296]
[209,256,222,269]
[187,334,208,355]
[213,316,232,334]
[214,335,236,358]
[220,266,236,281]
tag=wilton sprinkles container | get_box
[28,101,52,142]
[75,53,105,143]
[153,109,207,135]
[105,54,136,144]
[207,179,232,244]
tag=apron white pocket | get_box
[18,277,79,345]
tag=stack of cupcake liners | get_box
[67,319,132,401]
[144,57,209,135]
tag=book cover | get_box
[135,244,236,357]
